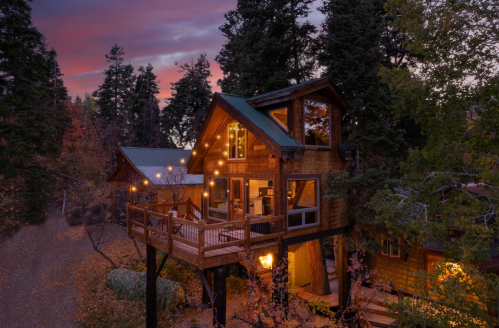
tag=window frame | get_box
[245,178,275,218]
[286,177,321,230]
[380,237,401,259]
[227,122,247,161]
[269,108,288,131]
[207,176,229,221]
[303,98,332,148]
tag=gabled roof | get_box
[218,93,303,149]
[110,147,203,186]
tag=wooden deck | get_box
[127,202,284,269]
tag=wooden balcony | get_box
[126,200,284,269]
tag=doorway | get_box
[230,178,244,221]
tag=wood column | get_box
[273,242,289,312]
[213,265,227,327]
[146,245,157,328]
[337,233,350,310]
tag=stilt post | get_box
[273,241,289,314]
[337,232,350,310]
[146,245,157,328]
[213,265,227,327]
[200,269,213,305]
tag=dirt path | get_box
[0,213,127,328]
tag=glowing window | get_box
[228,123,246,159]
[287,179,320,229]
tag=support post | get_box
[185,197,191,220]
[146,245,157,328]
[213,265,227,327]
[126,203,131,234]
[273,241,288,313]
[337,233,350,310]
[167,212,173,254]
[200,269,214,305]
[144,207,150,244]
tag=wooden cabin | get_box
[126,78,353,325]
[107,147,203,224]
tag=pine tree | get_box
[0,0,72,223]
[132,64,160,147]
[162,54,212,148]
[93,44,136,165]
[216,0,316,96]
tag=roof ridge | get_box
[216,92,249,99]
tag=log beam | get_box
[337,232,350,310]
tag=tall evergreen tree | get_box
[162,54,212,148]
[133,63,160,147]
[216,0,316,96]
[92,44,136,165]
[0,0,71,223]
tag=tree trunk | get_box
[307,239,331,296]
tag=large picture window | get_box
[228,122,246,159]
[208,177,228,220]
[246,179,274,217]
[304,99,331,147]
[287,179,319,229]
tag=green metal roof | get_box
[246,77,325,102]
[119,147,203,186]
[217,93,304,149]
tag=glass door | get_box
[230,178,244,221]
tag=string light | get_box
[203,191,208,197]
[204,143,209,147]
[224,151,228,156]
[193,151,197,155]
[143,180,148,185]
[168,165,173,171]
[214,170,219,176]
[218,160,223,165]
[156,173,161,178]
[180,158,185,164]
[217,135,221,139]
[131,186,137,192]
[210,181,214,186]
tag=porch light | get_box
[156,173,161,178]
[143,180,148,185]
[214,170,220,176]
[131,186,137,192]
[203,191,208,197]
[259,254,273,269]
[193,151,197,155]
[168,165,173,171]
[180,158,185,164]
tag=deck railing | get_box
[127,198,285,265]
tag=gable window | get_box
[246,179,274,217]
[381,238,401,258]
[270,108,288,130]
[208,177,228,220]
[228,123,246,159]
[304,99,331,147]
[287,179,320,229]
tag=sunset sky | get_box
[30,0,323,103]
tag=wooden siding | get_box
[156,185,203,208]
[370,245,425,294]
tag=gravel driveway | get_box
[0,213,127,328]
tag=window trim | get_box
[303,98,332,149]
[227,122,247,161]
[269,108,288,131]
[286,177,321,230]
[380,237,401,259]
[245,178,275,218]
[207,176,229,221]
